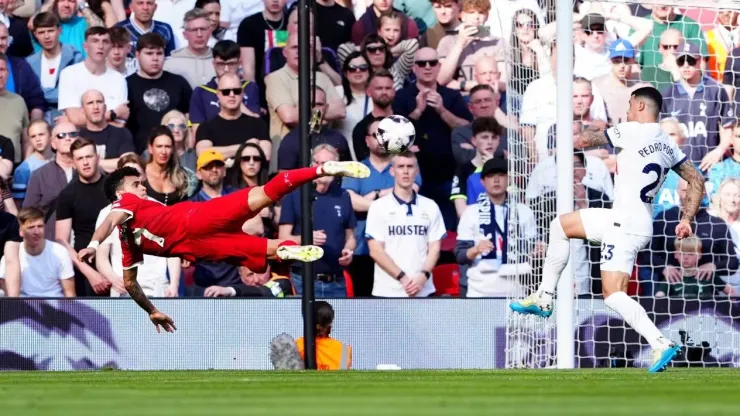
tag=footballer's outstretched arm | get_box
[577,125,610,149]
[124,267,177,333]
[674,161,706,222]
[78,211,130,263]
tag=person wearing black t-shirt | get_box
[0,134,15,179]
[80,90,136,173]
[0,211,22,297]
[449,117,503,218]
[195,73,271,162]
[55,139,111,297]
[126,33,193,153]
[237,0,288,106]
[315,0,355,51]
[352,70,395,162]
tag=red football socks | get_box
[263,167,320,201]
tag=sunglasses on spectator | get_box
[348,63,369,72]
[167,123,187,131]
[660,44,680,51]
[56,131,80,139]
[677,56,698,66]
[584,28,605,35]
[415,59,439,67]
[219,88,243,96]
[241,156,263,163]
[366,45,386,54]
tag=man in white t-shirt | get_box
[511,86,707,373]
[0,207,75,297]
[57,27,129,128]
[366,151,446,297]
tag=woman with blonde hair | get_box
[144,126,191,205]
[142,110,197,173]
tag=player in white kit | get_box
[510,87,706,372]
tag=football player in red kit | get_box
[78,161,370,332]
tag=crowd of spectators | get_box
[0,0,739,300]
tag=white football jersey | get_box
[605,122,687,236]
[365,193,446,297]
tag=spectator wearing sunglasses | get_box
[196,73,270,166]
[189,40,261,139]
[336,52,373,159]
[126,33,192,154]
[23,121,78,241]
[337,34,418,91]
[640,28,684,93]
[637,6,707,69]
[393,47,472,230]
[661,41,734,172]
[571,12,653,82]
[78,89,136,173]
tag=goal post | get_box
[504,0,740,369]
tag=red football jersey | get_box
[110,193,189,268]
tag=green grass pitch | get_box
[1,369,738,416]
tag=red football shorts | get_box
[186,187,260,235]
[177,232,269,272]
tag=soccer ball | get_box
[376,115,416,154]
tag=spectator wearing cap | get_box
[277,87,351,171]
[455,157,538,297]
[661,41,734,172]
[593,39,651,125]
[573,11,653,81]
[279,144,357,298]
[638,6,707,69]
[342,118,422,297]
[188,149,246,293]
[640,28,684,93]
[393,47,472,230]
[23,121,77,241]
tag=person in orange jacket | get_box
[296,301,352,370]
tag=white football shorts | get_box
[578,208,650,275]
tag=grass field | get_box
[1,369,739,416]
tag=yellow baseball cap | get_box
[197,149,226,170]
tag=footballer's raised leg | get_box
[246,162,371,213]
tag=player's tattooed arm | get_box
[577,124,610,149]
[674,161,706,222]
[123,268,157,315]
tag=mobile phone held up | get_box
[476,25,490,38]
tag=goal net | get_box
[503,0,740,369]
